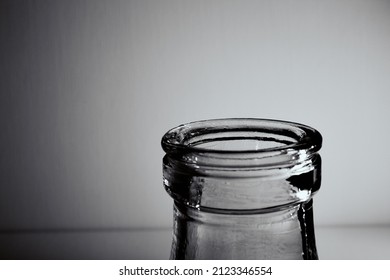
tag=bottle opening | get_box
[189,133,296,151]
[162,118,322,166]
[162,118,323,211]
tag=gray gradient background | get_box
[1,0,390,236]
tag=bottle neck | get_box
[162,119,322,260]
[164,153,321,211]
[170,200,318,260]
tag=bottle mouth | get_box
[162,118,323,211]
[162,118,322,168]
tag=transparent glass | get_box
[161,118,322,260]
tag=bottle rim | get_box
[161,118,322,158]
[162,118,323,211]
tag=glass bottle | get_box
[161,118,322,260]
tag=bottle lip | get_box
[162,119,323,210]
[161,118,322,158]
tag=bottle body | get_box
[162,118,322,260]
[171,200,317,260]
